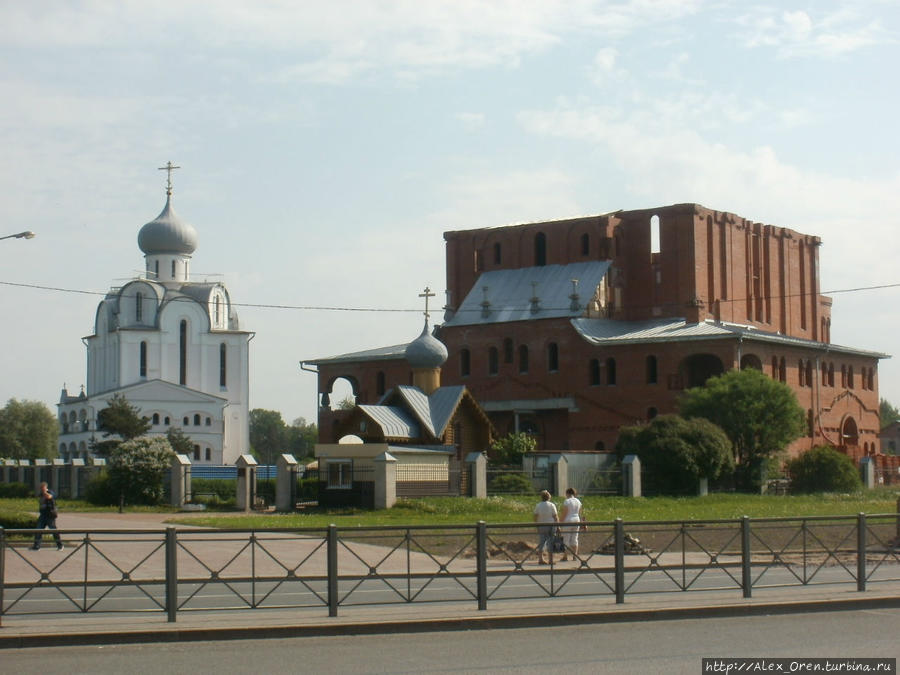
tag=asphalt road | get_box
[3,607,898,674]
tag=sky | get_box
[1,0,898,428]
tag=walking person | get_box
[533,490,558,565]
[559,487,583,561]
[31,481,63,551]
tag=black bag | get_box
[48,498,59,519]
[552,532,565,553]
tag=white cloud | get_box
[735,6,890,58]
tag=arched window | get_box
[214,295,221,326]
[589,359,601,386]
[460,348,471,377]
[646,355,658,384]
[798,360,805,386]
[493,242,501,265]
[807,410,814,437]
[152,413,160,425]
[219,343,227,388]
[503,338,514,363]
[171,260,176,279]
[183,416,189,426]
[194,414,201,425]
[594,441,605,451]
[806,361,813,387]
[205,417,211,426]
[193,444,200,461]
[848,366,854,389]
[179,320,188,385]
[205,447,211,461]
[580,233,590,256]
[779,358,786,382]
[135,292,143,322]
[140,341,147,378]
[772,357,779,379]
[606,358,617,385]
[518,345,529,374]
[154,260,159,279]
[164,416,170,425]
[647,407,658,420]
[534,232,547,266]
[547,342,559,372]
[488,347,499,375]
[376,371,386,396]
[828,363,834,387]
[867,368,874,390]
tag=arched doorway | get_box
[679,354,725,389]
[840,416,859,448]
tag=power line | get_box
[0,279,898,315]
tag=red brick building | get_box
[304,203,891,469]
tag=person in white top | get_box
[533,490,559,565]
[560,487,583,561]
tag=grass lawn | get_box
[2,490,897,531]
[164,489,900,530]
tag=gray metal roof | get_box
[572,317,890,358]
[393,384,466,438]
[443,261,612,327]
[385,445,454,455]
[304,343,409,366]
[358,405,420,439]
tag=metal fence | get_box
[1,513,897,621]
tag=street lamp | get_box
[0,231,36,241]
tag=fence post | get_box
[614,518,625,604]
[165,527,177,623]
[857,513,866,592]
[741,516,752,598]
[0,527,5,627]
[327,524,338,617]
[476,521,487,611]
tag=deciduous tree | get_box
[616,415,733,495]
[490,432,537,465]
[249,408,287,466]
[0,398,58,460]
[108,436,175,506]
[678,368,804,489]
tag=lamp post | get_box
[0,231,36,241]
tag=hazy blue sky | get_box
[1,1,898,427]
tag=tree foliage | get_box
[107,436,175,505]
[489,432,537,465]
[880,399,899,430]
[249,408,287,464]
[678,368,804,489]
[0,398,58,460]
[286,417,318,459]
[96,394,150,441]
[165,426,195,457]
[615,415,733,495]
[787,446,862,494]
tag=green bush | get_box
[0,482,32,498]
[297,476,319,501]
[787,446,862,494]
[488,472,534,494]
[0,508,37,530]
[84,472,119,506]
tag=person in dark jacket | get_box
[31,481,63,550]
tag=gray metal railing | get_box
[1,513,897,622]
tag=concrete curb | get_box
[3,594,899,649]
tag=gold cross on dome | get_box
[158,161,181,196]
[419,287,435,321]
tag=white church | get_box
[57,165,252,465]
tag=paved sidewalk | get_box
[2,581,899,649]
[3,512,899,648]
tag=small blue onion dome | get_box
[138,196,198,255]
[405,323,448,369]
